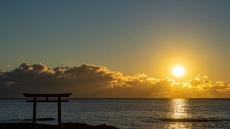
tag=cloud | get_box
[0,63,229,98]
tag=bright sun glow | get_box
[172,65,185,77]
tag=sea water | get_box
[0,99,230,129]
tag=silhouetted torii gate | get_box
[23,93,72,125]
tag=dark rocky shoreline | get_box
[0,123,120,129]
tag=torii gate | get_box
[23,93,72,125]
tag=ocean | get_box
[0,99,230,129]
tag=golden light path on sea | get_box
[166,99,191,129]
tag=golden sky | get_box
[0,0,229,98]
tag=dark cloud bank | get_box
[0,63,229,98]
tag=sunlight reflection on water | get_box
[171,99,189,119]
[165,99,191,129]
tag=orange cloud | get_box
[0,63,229,98]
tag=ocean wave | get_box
[22,118,55,121]
[3,117,56,122]
[159,118,230,122]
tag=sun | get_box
[172,65,185,77]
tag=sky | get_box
[0,0,230,98]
